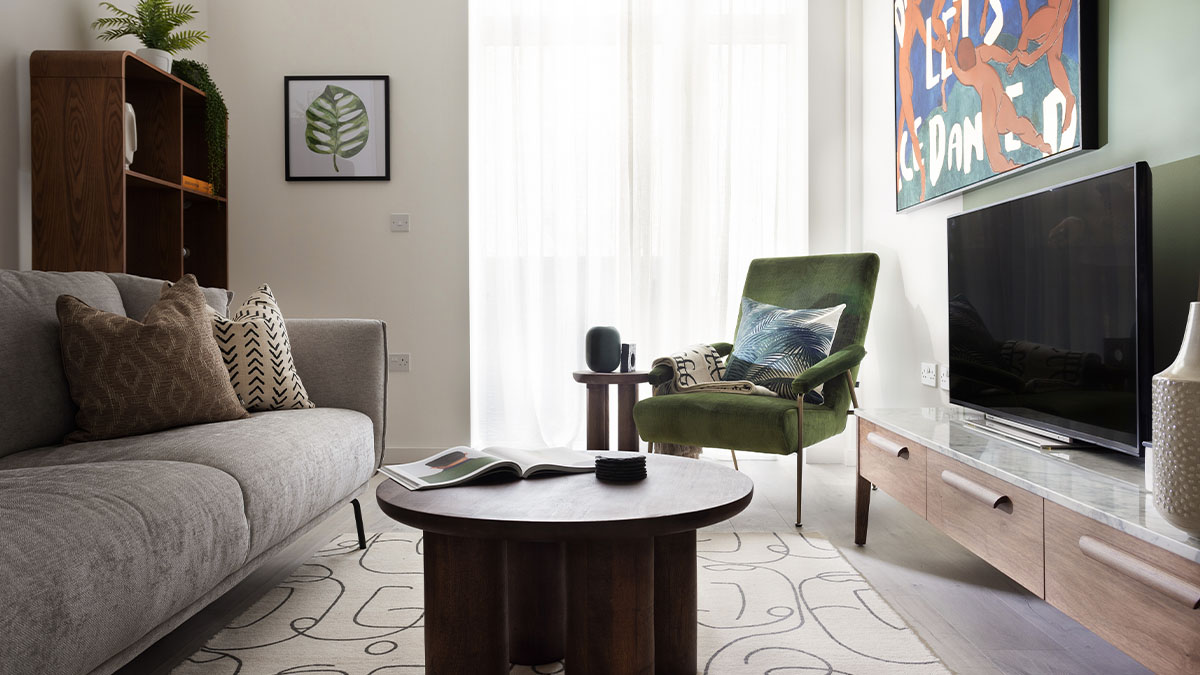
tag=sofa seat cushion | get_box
[0,408,376,559]
[0,461,250,675]
[633,392,847,454]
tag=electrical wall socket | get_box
[389,353,410,372]
[939,363,950,391]
[390,213,410,232]
[920,362,938,387]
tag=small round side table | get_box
[572,370,651,451]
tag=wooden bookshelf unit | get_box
[31,50,227,287]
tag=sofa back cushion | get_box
[109,273,232,320]
[0,271,126,457]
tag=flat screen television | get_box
[947,162,1152,455]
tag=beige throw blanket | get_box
[652,344,776,397]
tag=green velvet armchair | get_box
[633,253,880,527]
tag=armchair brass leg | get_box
[844,370,859,409]
[730,449,739,471]
[795,400,804,528]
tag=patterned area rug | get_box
[174,530,948,674]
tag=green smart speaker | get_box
[585,326,621,373]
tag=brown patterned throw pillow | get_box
[57,274,250,442]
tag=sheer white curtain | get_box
[469,0,809,448]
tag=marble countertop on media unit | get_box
[855,407,1200,564]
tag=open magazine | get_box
[379,446,596,491]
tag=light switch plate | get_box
[390,213,410,232]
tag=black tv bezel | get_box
[947,162,1153,456]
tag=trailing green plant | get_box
[172,59,226,195]
[92,0,208,53]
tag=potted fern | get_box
[92,0,208,72]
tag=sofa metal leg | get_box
[352,498,367,550]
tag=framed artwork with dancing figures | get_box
[894,0,1096,210]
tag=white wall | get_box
[206,0,469,453]
[854,1,959,412]
[807,2,846,256]
[1,0,209,270]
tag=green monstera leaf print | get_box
[304,85,369,172]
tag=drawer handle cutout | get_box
[866,432,908,459]
[1078,535,1200,610]
[940,470,1012,512]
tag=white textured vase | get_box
[1152,301,1200,536]
[136,48,172,72]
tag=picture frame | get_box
[893,0,1096,211]
[284,75,390,181]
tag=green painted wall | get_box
[1144,154,1200,369]
[963,0,1200,370]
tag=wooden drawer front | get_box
[927,452,1045,596]
[857,421,926,517]
[1045,502,1200,674]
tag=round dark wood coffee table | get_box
[376,452,753,674]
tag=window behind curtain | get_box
[469,0,808,448]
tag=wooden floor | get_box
[121,451,1149,675]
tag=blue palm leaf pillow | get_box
[723,297,845,404]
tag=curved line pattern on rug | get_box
[173,529,947,675]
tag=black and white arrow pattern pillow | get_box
[211,285,315,411]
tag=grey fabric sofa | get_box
[0,270,387,675]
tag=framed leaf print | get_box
[285,75,390,181]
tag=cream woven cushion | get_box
[212,285,315,411]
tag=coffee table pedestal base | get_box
[508,541,566,664]
[420,531,700,674]
[566,537,655,674]
[654,531,698,674]
[424,532,509,674]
